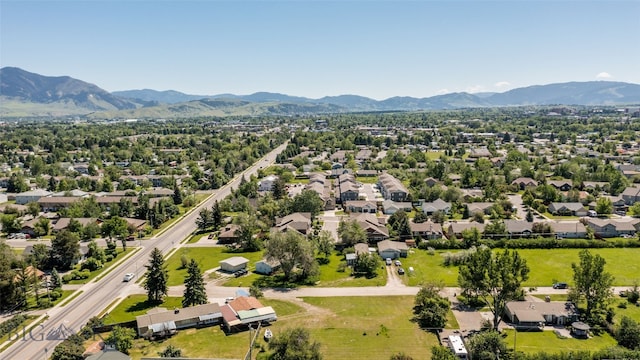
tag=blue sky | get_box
[1,1,639,100]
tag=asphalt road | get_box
[0,142,288,360]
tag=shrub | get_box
[37,298,52,308]
[0,314,28,338]
[62,274,73,283]
[81,258,103,271]
[337,262,347,272]
[105,254,114,262]
[49,289,62,301]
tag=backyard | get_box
[502,329,617,354]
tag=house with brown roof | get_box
[409,220,443,240]
[511,177,538,190]
[218,224,241,244]
[445,222,486,239]
[273,212,312,234]
[350,213,389,243]
[220,296,277,333]
[504,219,534,238]
[548,180,572,191]
[53,218,101,233]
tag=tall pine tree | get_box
[182,259,208,307]
[144,248,168,303]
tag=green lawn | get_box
[315,253,387,287]
[292,296,440,360]
[425,151,444,160]
[613,298,640,324]
[67,248,135,284]
[103,295,184,324]
[165,247,264,286]
[126,296,439,360]
[186,232,208,244]
[542,212,579,220]
[402,248,640,287]
[502,329,617,353]
[355,176,379,184]
[25,289,75,310]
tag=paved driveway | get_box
[319,210,342,242]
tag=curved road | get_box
[0,142,288,360]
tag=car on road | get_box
[394,260,401,266]
[552,282,568,289]
[397,268,405,275]
[385,258,392,266]
[123,273,135,282]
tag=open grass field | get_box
[127,296,439,360]
[355,176,379,184]
[502,329,617,354]
[222,252,388,288]
[612,298,640,324]
[103,295,183,324]
[403,248,640,287]
[165,247,264,286]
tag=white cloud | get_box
[494,81,510,88]
[596,72,612,79]
[465,85,486,93]
[435,88,450,95]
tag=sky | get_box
[1,1,639,100]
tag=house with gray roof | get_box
[548,202,588,217]
[421,198,451,215]
[377,173,409,202]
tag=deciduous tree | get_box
[106,326,136,354]
[570,249,614,325]
[267,327,322,360]
[50,230,81,271]
[458,247,529,329]
[265,231,318,281]
[412,283,450,329]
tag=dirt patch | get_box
[277,298,334,324]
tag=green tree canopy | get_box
[144,247,168,303]
[182,259,208,307]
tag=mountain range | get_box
[1,67,640,118]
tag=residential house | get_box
[621,187,640,205]
[37,197,81,212]
[218,224,241,244]
[424,177,439,187]
[220,296,277,333]
[351,213,389,243]
[584,218,640,238]
[339,181,360,204]
[135,302,223,338]
[504,219,534,238]
[548,203,588,217]
[305,174,334,210]
[53,218,101,233]
[378,173,409,202]
[511,177,538,190]
[220,257,249,273]
[445,222,486,239]
[505,301,579,329]
[421,199,452,215]
[409,220,443,240]
[255,259,280,275]
[345,200,378,214]
[466,202,494,215]
[273,212,312,234]
[346,243,371,265]
[377,240,408,259]
[548,180,572,191]
[549,221,587,239]
[258,175,278,192]
[381,200,412,215]
[15,189,52,205]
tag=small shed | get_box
[571,321,590,338]
[220,257,249,273]
[255,259,280,275]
